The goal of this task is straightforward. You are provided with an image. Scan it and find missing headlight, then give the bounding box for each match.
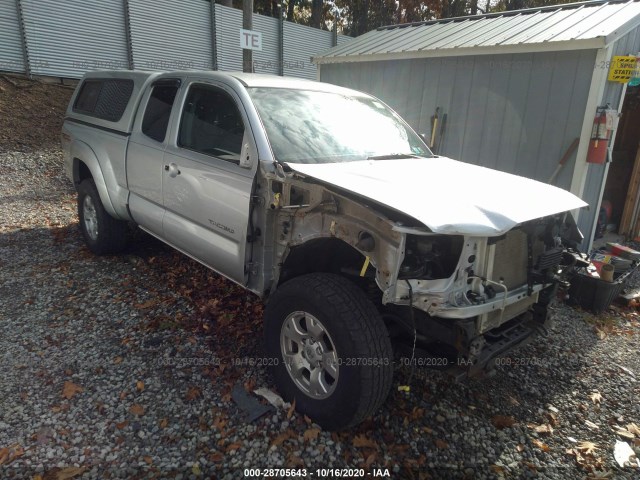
[398,235,464,280]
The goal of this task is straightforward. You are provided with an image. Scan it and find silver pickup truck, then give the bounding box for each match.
[62,70,587,429]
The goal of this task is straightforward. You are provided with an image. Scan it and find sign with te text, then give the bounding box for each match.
[240,29,262,51]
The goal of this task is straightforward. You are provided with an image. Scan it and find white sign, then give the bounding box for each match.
[240,29,262,51]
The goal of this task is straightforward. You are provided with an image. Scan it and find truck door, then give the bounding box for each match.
[127,79,181,237]
[161,80,255,285]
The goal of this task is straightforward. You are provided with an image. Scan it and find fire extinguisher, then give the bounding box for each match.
[586,107,609,164]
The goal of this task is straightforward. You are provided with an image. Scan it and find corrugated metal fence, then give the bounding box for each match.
[0,0,349,80]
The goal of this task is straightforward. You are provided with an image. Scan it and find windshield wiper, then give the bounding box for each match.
[366,153,420,160]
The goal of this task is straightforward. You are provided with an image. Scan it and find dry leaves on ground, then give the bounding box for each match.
[491,415,516,429]
[61,381,83,400]
[303,428,321,442]
[129,404,145,416]
[0,444,24,466]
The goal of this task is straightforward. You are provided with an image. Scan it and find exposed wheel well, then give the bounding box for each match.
[278,238,381,304]
[74,158,92,186]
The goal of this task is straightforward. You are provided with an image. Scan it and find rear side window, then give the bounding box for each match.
[178,84,244,163]
[73,79,134,122]
[142,81,180,142]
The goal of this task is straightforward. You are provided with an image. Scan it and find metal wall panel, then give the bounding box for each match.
[128,0,213,71]
[252,13,279,75]
[0,1,25,73]
[20,0,128,78]
[283,22,332,79]
[215,4,243,72]
[320,49,595,192]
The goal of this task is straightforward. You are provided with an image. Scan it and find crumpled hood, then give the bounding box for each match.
[286,157,587,236]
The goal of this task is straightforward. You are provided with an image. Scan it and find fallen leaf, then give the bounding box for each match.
[212,416,227,431]
[507,395,520,406]
[210,451,224,462]
[492,415,516,429]
[48,466,87,479]
[225,442,242,453]
[136,381,144,392]
[529,423,553,435]
[585,420,599,430]
[186,386,201,401]
[364,452,377,468]
[626,423,640,437]
[61,381,83,400]
[287,454,305,467]
[517,444,525,452]
[577,441,597,454]
[303,428,321,442]
[143,456,152,464]
[353,434,378,449]
[159,418,168,429]
[116,421,128,430]
[589,392,603,405]
[192,463,201,476]
[533,439,550,452]
[136,299,159,309]
[119,391,128,400]
[129,404,145,416]
[271,430,294,447]
[435,439,449,449]
[114,356,123,364]
[287,398,296,420]
[615,429,635,440]
[546,412,560,427]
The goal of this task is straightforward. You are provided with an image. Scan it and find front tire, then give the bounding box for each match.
[77,179,128,255]
[265,273,393,430]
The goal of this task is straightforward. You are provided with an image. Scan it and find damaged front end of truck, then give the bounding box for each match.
[265,156,587,379]
[383,213,583,378]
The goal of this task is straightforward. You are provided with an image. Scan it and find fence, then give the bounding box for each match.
[0,0,351,80]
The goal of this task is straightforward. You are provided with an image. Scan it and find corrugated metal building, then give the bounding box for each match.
[313,0,640,249]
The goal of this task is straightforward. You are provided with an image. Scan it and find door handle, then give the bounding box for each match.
[164,163,181,177]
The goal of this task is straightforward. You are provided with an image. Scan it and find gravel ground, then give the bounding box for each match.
[1,146,640,478]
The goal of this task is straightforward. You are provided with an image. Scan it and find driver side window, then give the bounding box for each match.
[178,84,245,163]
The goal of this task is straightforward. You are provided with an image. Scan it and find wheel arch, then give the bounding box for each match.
[277,237,379,294]
[70,140,118,218]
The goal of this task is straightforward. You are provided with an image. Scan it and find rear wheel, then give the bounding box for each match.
[265,273,393,430]
[77,179,128,255]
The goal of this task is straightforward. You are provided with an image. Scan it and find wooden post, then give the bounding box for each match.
[619,142,640,238]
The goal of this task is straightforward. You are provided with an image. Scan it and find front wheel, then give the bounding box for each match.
[77,179,129,255]
[265,273,393,430]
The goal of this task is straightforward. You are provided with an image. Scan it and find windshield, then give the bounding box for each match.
[248,87,432,164]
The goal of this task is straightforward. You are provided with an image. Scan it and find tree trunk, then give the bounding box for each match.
[287,0,295,20]
[310,0,323,28]
[470,0,478,15]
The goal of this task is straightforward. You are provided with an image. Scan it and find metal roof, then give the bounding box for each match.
[313,0,640,64]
